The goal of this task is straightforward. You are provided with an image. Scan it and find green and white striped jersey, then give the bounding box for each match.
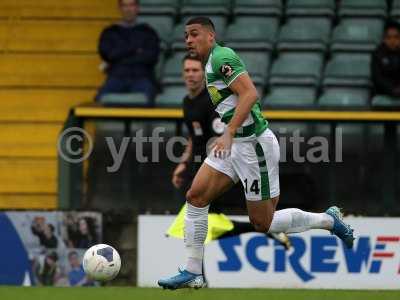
[205,43,268,139]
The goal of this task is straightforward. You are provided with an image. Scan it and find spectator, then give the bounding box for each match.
[95,0,160,105]
[371,20,400,98]
[33,252,61,286]
[67,217,98,248]
[67,251,94,286]
[31,218,58,249]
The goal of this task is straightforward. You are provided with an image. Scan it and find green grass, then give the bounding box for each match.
[0,287,399,300]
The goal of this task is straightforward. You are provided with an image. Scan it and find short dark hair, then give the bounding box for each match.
[47,251,58,261]
[186,16,215,32]
[48,223,55,233]
[384,20,400,34]
[68,251,78,259]
[182,53,202,64]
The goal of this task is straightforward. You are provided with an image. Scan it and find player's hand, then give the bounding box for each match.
[172,163,186,188]
[212,130,233,159]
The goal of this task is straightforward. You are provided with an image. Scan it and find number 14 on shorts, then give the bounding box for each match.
[244,178,260,195]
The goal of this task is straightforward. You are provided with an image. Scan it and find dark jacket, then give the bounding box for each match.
[371,43,400,97]
[98,22,160,79]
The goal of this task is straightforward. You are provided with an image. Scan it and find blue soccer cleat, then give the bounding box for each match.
[158,268,205,290]
[326,206,355,249]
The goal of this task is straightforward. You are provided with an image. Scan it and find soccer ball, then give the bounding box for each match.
[82,244,121,281]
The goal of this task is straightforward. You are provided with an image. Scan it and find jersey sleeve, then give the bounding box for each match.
[211,48,247,86]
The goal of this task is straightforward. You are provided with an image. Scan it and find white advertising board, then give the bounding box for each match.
[138,215,400,289]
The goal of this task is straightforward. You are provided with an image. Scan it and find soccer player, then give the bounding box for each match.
[168,54,291,250]
[158,17,355,290]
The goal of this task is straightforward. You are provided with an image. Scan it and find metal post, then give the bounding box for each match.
[58,110,84,210]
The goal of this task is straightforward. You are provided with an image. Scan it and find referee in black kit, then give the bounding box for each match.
[168,54,291,250]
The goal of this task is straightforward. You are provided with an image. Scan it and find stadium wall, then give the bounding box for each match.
[138,215,400,289]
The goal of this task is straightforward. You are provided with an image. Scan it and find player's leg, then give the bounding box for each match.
[236,129,354,248]
[158,158,237,289]
[247,198,334,233]
[231,129,281,233]
[184,162,234,274]
[248,199,354,249]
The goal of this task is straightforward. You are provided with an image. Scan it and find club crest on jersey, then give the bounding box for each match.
[220,64,234,78]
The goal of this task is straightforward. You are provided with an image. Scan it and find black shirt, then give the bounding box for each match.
[98,22,160,79]
[371,43,400,96]
[183,88,224,173]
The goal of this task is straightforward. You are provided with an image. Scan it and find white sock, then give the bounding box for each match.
[268,208,334,234]
[184,202,209,275]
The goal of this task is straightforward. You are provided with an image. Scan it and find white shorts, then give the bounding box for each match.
[205,128,280,201]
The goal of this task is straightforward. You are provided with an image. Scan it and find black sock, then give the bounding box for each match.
[218,221,255,239]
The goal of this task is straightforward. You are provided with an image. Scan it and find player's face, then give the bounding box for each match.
[43,224,52,238]
[183,59,204,92]
[79,219,88,234]
[69,254,80,267]
[185,24,215,59]
[46,257,56,266]
[119,0,139,23]
[384,28,400,50]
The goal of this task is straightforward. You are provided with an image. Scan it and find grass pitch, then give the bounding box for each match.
[0,287,399,300]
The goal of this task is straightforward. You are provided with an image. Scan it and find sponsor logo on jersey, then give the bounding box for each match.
[207,86,223,105]
[220,64,234,78]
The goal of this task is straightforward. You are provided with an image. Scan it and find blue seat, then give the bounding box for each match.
[99,93,148,107]
[323,53,371,88]
[269,53,324,86]
[237,51,270,86]
[277,18,331,52]
[331,18,384,53]
[224,17,278,51]
[263,86,317,108]
[391,0,400,18]
[155,85,187,108]
[371,95,400,109]
[318,87,370,109]
[161,52,186,85]
[140,0,179,16]
[181,0,231,16]
[286,0,335,18]
[233,0,282,17]
[338,0,387,19]
[137,15,174,48]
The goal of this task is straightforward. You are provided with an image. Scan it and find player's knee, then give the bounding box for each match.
[186,188,207,208]
[250,217,272,233]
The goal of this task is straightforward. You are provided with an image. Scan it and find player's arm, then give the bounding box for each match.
[211,49,258,156]
[226,73,258,136]
[172,138,193,188]
[180,137,193,164]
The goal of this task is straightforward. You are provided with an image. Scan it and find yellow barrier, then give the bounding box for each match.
[74,106,400,121]
[0,194,56,210]
[0,54,103,88]
[0,89,95,122]
[0,158,57,194]
[0,123,62,158]
[0,20,109,52]
[0,0,118,19]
